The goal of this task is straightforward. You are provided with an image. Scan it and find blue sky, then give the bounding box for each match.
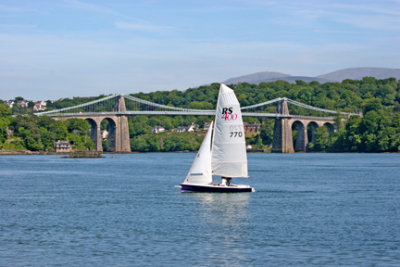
[1,0,399,100]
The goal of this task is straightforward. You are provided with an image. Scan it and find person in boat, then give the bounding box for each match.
[221,177,232,186]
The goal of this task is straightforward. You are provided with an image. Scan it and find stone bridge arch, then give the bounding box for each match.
[85,117,102,151]
[324,122,335,132]
[291,120,307,152]
[272,117,336,153]
[306,121,319,144]
[53,115,130,152]
[51,95,131,153]
[100,117,118,152]
[272,97,337,152]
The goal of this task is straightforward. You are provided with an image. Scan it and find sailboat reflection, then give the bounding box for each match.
[186,192,250,224]
[183,193,251,265]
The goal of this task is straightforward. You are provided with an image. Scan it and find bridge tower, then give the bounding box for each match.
[272,98,294,153]
[111,95,131,152]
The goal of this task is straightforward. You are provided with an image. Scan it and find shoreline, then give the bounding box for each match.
[0,150,398,155]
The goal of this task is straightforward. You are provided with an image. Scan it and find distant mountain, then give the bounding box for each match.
[317,67,400,81]
[223,71,290,84]
[222,67,400,85]
[262,76,332,83]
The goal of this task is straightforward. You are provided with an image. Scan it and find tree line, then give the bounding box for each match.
[0,105,94,152]
[1,77,399,152]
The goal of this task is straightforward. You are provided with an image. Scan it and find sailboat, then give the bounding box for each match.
[180,84,254,193]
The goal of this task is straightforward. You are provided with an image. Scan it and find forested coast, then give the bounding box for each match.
[1,77,399,153]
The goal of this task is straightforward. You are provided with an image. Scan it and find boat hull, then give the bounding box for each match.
[180,183,254,193]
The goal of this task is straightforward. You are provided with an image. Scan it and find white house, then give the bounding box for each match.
[187,123,196,132]
[152,126,165,134]
[4,100,14,108]
[175,126,187,133]
[33,101,47,111]
[54,140,72,153]
[17,100,29,108]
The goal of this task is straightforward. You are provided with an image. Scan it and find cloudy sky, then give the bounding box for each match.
[1,0,399,100]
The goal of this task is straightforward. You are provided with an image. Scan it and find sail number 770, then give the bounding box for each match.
[230,131,243,138]
[229,125,243,138]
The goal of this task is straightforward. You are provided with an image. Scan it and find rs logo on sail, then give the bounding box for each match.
[221,107,237,121]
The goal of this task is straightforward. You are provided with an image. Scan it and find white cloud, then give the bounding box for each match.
[1,0,399,100]
[272,0,400,31]
[3,31,398,99]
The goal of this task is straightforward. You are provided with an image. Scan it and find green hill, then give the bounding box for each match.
[1,77,399,153]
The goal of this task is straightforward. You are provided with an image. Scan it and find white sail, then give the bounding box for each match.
[182,121,214,185]
[211,84,248,178]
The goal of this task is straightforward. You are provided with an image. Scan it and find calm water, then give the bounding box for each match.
[0,153,399,266]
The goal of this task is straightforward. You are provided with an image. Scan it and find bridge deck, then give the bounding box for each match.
[45,111,335,120]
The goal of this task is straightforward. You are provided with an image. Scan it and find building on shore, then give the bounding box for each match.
[152,126,165,134]
[33,101,47,111]
[54,140,72,153]
[244,122,261,133]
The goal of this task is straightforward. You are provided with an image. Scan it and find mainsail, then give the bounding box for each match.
[183,121,214,185]
[211,84,248,178]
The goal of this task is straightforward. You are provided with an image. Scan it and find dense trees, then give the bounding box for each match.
[0,106,94,151]
[310,112,400,152]
[1,77,399,153]
[128,77,399,153]
[131,132,202,152]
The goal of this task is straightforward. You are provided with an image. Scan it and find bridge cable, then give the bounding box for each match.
[241,98,283,110]
[286,99,359,116]
[34,94,117,116]
[124,94,213,113]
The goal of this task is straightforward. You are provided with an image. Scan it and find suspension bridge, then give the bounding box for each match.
[35,94,360,153]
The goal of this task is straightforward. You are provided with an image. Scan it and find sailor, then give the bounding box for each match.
[221,177,232,186]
